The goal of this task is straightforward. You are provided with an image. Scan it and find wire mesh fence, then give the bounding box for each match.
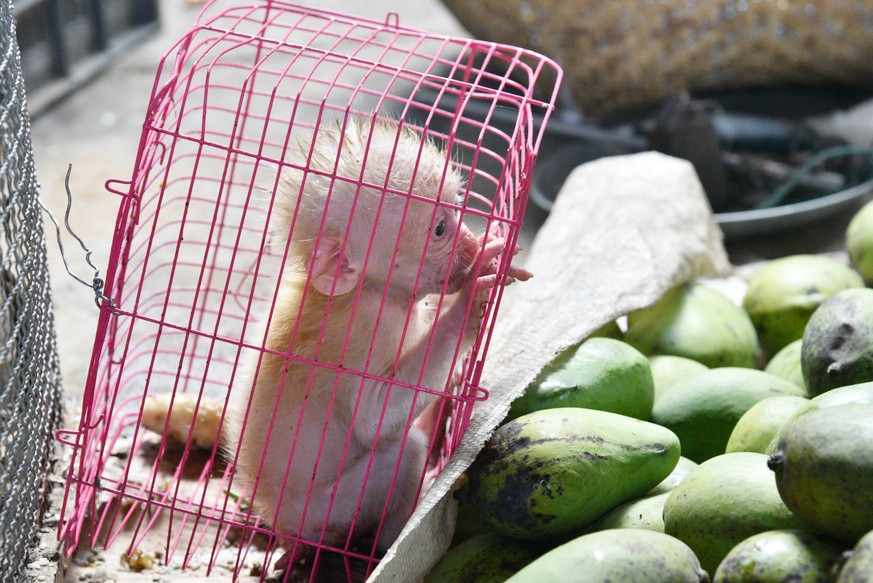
[0,0,64,578]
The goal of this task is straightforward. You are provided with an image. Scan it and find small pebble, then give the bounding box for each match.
[26,557,49,569]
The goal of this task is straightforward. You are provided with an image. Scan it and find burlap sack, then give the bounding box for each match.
[442,0,873,117]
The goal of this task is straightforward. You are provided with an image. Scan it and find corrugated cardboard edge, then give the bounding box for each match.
[370,151,732,581]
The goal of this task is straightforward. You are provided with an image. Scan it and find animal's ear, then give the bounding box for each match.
[309,238,359,296]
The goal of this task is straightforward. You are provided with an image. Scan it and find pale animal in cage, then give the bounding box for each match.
[223,116,532,567]
[56,2,561,580]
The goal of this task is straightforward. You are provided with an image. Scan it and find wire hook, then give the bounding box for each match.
[39,164,115,309]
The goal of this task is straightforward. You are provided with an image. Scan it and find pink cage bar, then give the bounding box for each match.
[56,1,561,580]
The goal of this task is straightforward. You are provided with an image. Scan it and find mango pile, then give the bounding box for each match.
[426,199,873,582]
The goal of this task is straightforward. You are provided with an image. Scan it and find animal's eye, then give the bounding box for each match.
[434,219,447,238]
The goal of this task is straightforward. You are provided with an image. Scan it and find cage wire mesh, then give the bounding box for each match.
[0,0,64,579]
[57,1,560,580]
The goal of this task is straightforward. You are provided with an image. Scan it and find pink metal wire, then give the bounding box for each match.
[57,1,561,580]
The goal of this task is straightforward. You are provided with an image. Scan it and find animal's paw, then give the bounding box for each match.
[474,225,532,296]
[467,226,532,324]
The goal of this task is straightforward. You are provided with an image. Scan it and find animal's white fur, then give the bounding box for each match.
[223,117,490,564]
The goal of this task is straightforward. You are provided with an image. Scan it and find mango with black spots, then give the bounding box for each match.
[459,408,681,540]
[801,288,873,396]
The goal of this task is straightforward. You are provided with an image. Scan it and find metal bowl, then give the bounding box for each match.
[530,141,873,241]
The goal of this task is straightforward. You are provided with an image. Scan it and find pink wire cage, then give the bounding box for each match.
[56,1,561,580]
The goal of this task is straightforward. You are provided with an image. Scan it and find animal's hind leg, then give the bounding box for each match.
[366,426,429,553]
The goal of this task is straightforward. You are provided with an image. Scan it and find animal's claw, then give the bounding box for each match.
[508,265,533,282]
[469,226,533,305]
[480,237,505,271]
[474,273,500,295]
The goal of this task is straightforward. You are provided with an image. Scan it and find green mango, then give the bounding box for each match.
[504,529,708,583]
[742,254,863,359]
[590,492,670,533]
[799,381,873,409]
[651,367,805,463]
[846,198,873,285]
[649,355,709,404]
[588,319,624,340]
[626,282,760,369]
[647,456,699,496]
[837,529,873,582]
[664,452,806,574]
[450,501,493,546]
[424,533,544,583]
[726,395,810,454]
[714,529,845,582]
[802,288,873,396]
[764,381,873,454]
[769,404,873,544]
[508,337,654,421]
[461,408,680,540]
[592,456,699,533]
[764,338,807,393]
